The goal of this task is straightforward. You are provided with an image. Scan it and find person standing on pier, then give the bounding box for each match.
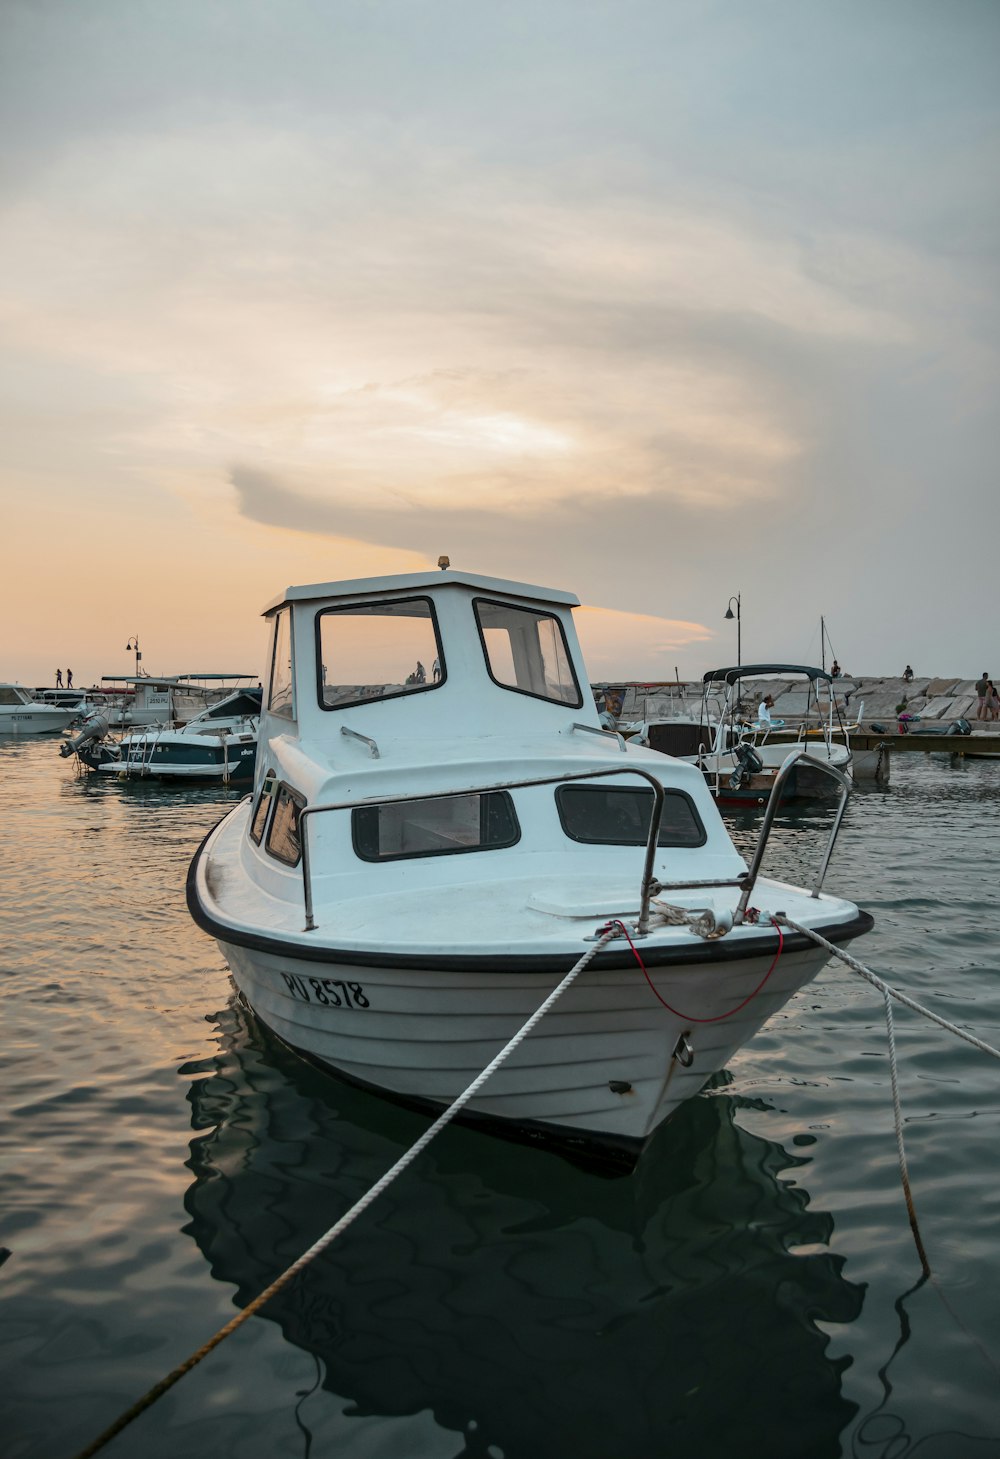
[55,669,62,687]
[976,671,990,720]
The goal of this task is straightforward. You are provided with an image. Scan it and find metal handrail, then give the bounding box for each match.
[571,721,627,752]
[297,764,669,935]
[292,751,851,938]
[734,749,852,922]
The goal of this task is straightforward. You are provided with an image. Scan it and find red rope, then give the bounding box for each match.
[609,918,785,1024]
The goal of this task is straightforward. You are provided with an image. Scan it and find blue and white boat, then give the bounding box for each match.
[186,568,872,1169]
[62,688,261,782]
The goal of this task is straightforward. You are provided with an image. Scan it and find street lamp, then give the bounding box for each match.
[724,595,741,666]
[125,635,142,676]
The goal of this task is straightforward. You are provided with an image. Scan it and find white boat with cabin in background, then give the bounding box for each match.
[187,568,872,1169]
[0,684,80,736]
[630,664,853,805]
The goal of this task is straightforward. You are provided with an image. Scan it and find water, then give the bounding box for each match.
[2,739,1000,1459]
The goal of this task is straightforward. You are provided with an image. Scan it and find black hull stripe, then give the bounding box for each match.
[187,820,874,973]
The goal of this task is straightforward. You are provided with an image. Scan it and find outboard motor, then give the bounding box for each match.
[59,712,111,758]
[729,742,763,791]
[948,718,972,736]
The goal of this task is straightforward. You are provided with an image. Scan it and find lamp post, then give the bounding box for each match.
[125,635,142,676]
[724,595,741,666]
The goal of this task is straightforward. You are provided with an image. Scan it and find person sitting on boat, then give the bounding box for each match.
[756,694,784,729]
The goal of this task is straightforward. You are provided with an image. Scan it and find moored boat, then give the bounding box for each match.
[635,664,853,805]
[62,688,261,781]
[187,570,872,1169]
[0,683,79,736]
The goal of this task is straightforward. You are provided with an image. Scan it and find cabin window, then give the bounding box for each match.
[250,772,276,845]
[266,784,305,866]
[474,599,582,707]
[316,597,443,710]
[352,791,519,862]
[268,610,295,720]
[0,686,25,705]
[556,785,706,848]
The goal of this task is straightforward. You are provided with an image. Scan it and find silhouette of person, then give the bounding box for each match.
[66,669,73,689]
[55,669,63,687]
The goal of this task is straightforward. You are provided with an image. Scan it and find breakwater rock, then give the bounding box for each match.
[596,676,994,731]
[826,676,988,728]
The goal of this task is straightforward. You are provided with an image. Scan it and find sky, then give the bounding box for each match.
[2,0,998,689]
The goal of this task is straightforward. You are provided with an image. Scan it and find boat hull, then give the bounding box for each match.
[0,708,76,736]
[78,740,257,781]
[190,863,870,1168]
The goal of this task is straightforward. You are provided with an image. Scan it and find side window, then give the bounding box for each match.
[249,771,276,845]
[474,599,582,707]
[268,609,294,720]
[266,785,305,866]
[556,785,706,848]
[352,791,519,862]
[316,597,443,710]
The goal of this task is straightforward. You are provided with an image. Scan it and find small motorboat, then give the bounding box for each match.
[187,569,872,1169]
[635,665,853,805]
[0,683,80,736]
[62,688,261,782]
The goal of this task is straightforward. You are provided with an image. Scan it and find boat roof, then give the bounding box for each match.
[702,663,833,685]
[100,673,256,685]
[262,569,580,614]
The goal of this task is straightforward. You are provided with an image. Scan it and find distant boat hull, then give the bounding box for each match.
[78,737,257,781]
[0,707,77,736]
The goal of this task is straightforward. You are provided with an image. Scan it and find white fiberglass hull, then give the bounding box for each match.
[189,809,871,1168]
[0,706,76,735]
[216,935,835,1163]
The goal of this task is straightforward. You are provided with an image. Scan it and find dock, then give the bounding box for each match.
[766,729,1000,781]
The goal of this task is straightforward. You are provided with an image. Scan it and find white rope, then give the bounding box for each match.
[776,916,1000,1061]
[71,928,616,1459]
[649,899,733,940]
[776,912,1000,1278]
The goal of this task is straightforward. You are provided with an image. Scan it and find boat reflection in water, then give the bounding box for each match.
[181,997,865,1459]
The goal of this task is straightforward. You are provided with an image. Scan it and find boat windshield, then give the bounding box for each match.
[316,598,443,710]
[474,599,582,707]
[0,687,29,705]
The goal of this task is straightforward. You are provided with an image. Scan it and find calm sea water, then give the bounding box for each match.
[2,738,999,1459]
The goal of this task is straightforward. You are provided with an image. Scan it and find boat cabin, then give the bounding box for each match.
[258,569,596,750]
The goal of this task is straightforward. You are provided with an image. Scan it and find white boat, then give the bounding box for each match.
[635,664,853,805]
[61,688,261,781]
[0,683,79,736]
[187,570,872,1169]
[94,673,259,728]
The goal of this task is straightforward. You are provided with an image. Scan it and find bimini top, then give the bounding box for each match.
[703,664,834,686]
[262,569,580,615]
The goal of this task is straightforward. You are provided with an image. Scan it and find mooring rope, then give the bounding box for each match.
[776,914,1000,1279]
[775,917,1000,1063]
[70,928,616,1459]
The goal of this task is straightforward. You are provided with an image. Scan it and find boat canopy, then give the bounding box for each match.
[702,664,834,686]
